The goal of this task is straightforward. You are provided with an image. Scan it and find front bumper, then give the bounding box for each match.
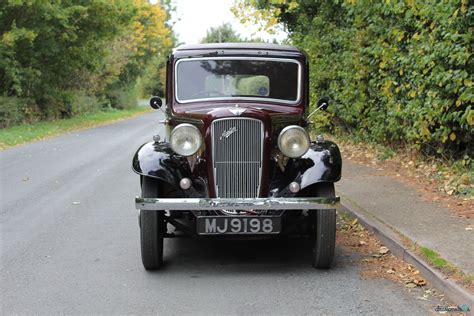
[135,197,340,211]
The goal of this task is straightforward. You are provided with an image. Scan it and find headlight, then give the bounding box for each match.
[278,126,310,158]
[170,123,202,156]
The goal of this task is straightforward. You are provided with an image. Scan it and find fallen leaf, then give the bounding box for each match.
[359,240,367,246]
[386,269,395,274]
[351,218,358,226]
[414,278,427,286]
[405,282,417,288]
[460,174,470,185]
[379,246,390,254]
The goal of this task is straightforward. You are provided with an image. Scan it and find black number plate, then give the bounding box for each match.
[197,216,281,235]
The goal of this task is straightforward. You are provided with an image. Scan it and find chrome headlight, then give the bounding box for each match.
[170,123,202,156]
[278,125,310,158]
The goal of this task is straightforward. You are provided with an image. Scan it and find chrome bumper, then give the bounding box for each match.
[135,197,340,211]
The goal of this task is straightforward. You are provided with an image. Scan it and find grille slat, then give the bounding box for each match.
[212,118,263,198]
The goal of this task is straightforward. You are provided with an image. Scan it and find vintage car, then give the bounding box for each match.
[133,43,342,270]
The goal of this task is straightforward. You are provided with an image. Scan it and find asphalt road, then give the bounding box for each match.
[1,112,439,314]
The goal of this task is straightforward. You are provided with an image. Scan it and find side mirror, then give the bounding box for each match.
[150,96,162,109]
[317,96,330,111]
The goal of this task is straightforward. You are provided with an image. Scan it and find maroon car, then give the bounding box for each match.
[133,43,342,270]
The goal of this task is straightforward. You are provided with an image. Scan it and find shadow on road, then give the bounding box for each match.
[151,238,354,274]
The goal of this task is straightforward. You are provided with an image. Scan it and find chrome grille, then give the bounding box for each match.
[211,118,263,198]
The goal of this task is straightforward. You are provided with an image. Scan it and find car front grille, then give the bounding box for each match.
[211,118,263,198]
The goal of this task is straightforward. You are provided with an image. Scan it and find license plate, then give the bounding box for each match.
[197,216,281,235]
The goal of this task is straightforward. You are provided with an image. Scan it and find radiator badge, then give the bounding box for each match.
[220,127,238,140]
[229,104,246,116]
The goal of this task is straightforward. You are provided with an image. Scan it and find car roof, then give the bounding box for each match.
[172,43,305,60]
[174,43,301,53]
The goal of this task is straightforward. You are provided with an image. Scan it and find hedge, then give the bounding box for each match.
[243,0,473,158]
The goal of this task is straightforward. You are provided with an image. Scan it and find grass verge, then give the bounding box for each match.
[420,246,450,270]
[418,246,473,289]
[0,107,151,149]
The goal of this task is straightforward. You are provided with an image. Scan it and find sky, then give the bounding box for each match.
[169,0,288,45]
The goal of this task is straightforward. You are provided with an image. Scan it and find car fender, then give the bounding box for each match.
[132,141,191,188]
[298,141,342,189]
[269,140,342,196]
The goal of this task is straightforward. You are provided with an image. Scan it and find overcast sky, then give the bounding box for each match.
[169,0,287,45]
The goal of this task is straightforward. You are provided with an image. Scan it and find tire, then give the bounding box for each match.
[310,183,337,269]
[140,177,164,270]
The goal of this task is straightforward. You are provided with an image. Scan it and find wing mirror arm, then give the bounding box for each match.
[307,97,330,121]
[307,102,327,120]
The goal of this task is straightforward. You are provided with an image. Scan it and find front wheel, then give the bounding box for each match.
[140,177,164,270]
[310,183,337,269]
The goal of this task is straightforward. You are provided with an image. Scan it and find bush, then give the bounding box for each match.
[67,91,105,116]
[307,1,473,159]
[0,97,40,128]
[35,90,105,120]
[106,85,139,110]
[242,0,473,159]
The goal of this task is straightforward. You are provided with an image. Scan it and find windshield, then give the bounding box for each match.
[175,58,300,104]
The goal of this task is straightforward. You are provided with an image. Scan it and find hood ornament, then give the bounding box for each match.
[229,104,246,116]
[220,127,237,140]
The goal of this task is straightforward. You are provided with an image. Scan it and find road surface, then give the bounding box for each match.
[1,112,438,314]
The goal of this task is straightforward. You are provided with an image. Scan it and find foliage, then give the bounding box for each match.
[235,0,474,159]
[231,0,298,34]
[201,23,243,43]
[116,0,173,92]
[200,22,273,44]
[137,60,166,97]
[106,85,140,110]
[0,96,39,128]
[0,0,174,124]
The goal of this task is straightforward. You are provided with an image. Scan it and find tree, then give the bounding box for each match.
[107,0,175,106]
[0,0,174,121]
[201,23,242,43]
[0,1,135,98]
